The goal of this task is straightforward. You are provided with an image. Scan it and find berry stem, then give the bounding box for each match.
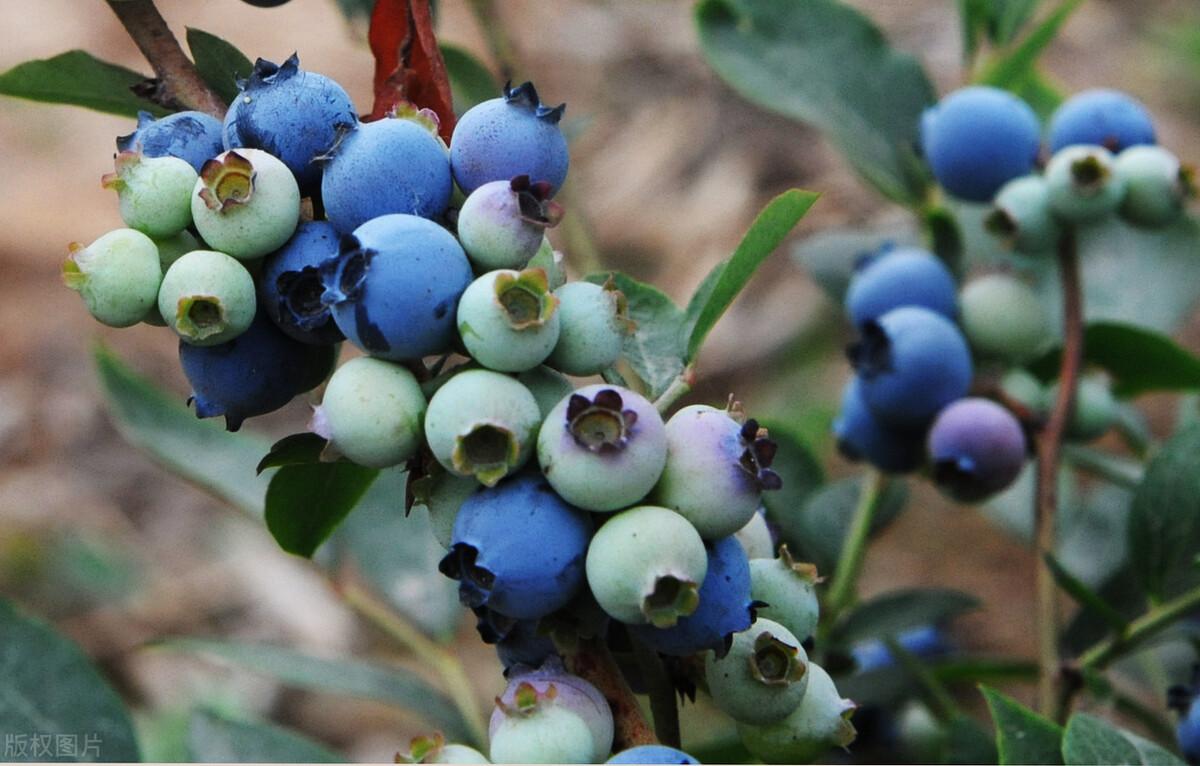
[565,637,658,749]
[823,468,887,626]
[628,628,682,748]
[653,365,697,415]
[1076,583,1200,676]
[104,0,227,118]
[1035,226,1082,718]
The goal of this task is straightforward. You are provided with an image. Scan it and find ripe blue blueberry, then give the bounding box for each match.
[472,610,558,670]
[920,86,1040,202]
[158,249,257,346]
[321,112,452,233]
[749,545,820,644]
[1168,667,1200,765]
[844,246,957,327]
[629,535,754,657]
[192,149,301,260]
[928,397,1026,503]
[833,377,927,473]
[180,311,335,431]
[546,280,630,376]
[320,214,472,361]
[117,110,224,173]
[585,505,708,627]
[102,150,197,239]
[737,662,857,763]
[312,357,426,469]
[425,370,542,485]
[959,274,1049,363]
[706,618,810,725]
[489,658,614,763]
[849,306,973,428]
[652,405,781,539]
[259,221,344,345]
[1048,89,1156,153]
[986,175,1062,254]
[63,229,162,328]
[451,82,569,196]
[396,733,489,764]
[458,176,563,271]
[439,472,591,620]
[223,54,357,195]
[1045,145,1126,223]
[537,385,668,512]
[1114,145,1195,228]
[457,268,561,372]
[851,624,952,673]
[608,746,700,764]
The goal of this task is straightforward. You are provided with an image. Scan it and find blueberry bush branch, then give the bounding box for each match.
[823,468,888,626]
[564,638,658,749]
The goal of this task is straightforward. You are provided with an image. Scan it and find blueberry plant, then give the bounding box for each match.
[3,0,1200,763]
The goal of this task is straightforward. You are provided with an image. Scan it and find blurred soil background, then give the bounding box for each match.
[2,0,1200,759]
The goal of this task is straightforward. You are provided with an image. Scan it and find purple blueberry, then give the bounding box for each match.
[117,110,224,173]
[928,397,1026,503]
[608,746,700,764]
[458,176,562,271]
[450,82,569,196]
[259,221,343,345]
[844,246,958,327]
[320,214,472,361]
[833,377,927,474]
[1048,89,1156,153]
[439,472,592,620]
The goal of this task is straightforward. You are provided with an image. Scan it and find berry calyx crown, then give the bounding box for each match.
[503,81,566,124]
[736,417,782,491]
[493,268,559,330]
[511,175,564,228]
[565,389,638,453]
[641,573,701,629]
[749,631,807,687]
[198,151,256,213]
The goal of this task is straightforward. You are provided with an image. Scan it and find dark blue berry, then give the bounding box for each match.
[117,110,224,173]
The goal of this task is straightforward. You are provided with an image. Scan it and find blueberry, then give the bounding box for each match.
[849,306,973,428]
[485,614,558,670]
[153,229,201,272]
[959,274,1049,363]
[320,214,472,361]
[706,618,810,725]
[537,385,668,512]
[851,624,952,673]
[844,246,958,327]
[928,398,1026,503]
[451,82,569,196]
[1001,369,1049,420]
[607,746,700,764]
[1169,668,1200,764]
[516,366,575,419]
[259,221,344,345]
[457,268,561,372]
[585,505,708,627]
[1048,89,1156,153]
[224,54,357,195]
[321,114,452,233]
[1114,145,1194,229]
[180,311,335,431]
[396,733,489,764]
[313,357,426,469]
[458,176,563,271]
[488,658,613,763]
[920,86,1040,202]
[985,175,1062,254]
[833,377,928,473]
[1045,144,1126,223]
[102,150,197,239]
[652,405,781,539]
[749,545,820,644]
[547,280,630,376]
[117,110,224,173]
[425,370,542,485]
[733,509,775,560]
[629,535,754,657]
[440,472,590,619]
[737,663,857,763]
[192,149,301,260]
[158,249,257,346]
[62,229,162,328]
[1049,376,1117,443]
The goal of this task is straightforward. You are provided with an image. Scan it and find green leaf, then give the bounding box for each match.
[95,345,271,517]
[696,0,935,205]
[773,476,908,574]
[1128,423,1200,599]
[832,588,980,646]
[256,433,330,474]
[1043,553,1129,631]
[1061,712,1182,766]
[186,28,253,106]
[187,709,341,763]
[161,638,471,740]
[264,463,379,558]
[0,598,140,761]
[683,189,819,360]
[0,50,164,117]
[981,685,1064,765]
[992,0,1042,45]
[978,0,1084,89]
[584,272,685,399]
[958,0,990,62]
[758,420,825,542]
[440,44,497,115]
[1029,322,1200,397]
[528,236,566,290]
[923,205,965,276]
[1009,66,1065,121]
[946,714,1001,765]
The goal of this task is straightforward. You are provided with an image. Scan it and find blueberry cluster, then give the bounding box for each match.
[65,55,858,763]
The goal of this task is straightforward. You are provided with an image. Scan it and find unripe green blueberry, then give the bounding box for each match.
[734,510,775,560]
[158,250,257,346]
[457,176,562,271]
[547,280,630,376]
[398,733,490,764]
[896,702,947,764]
[458,268,561,372]
[1046,145,1126,223]
[1114,145,1194,228]
[1050,376,1117,442]
[985,175,1061,254]
[585,505,708,627]
[489,682,596,764]
[191,149,300,260]
[1001,369,1048,419]
[749,545,820,643]
[421,472,480,549]
[516,365,574,419]
[313,357,426,468]
[959,274,1049,363]
[62,228,162,328]
[102,150,198,239]
[425,370,542,486]
[706,618,810,725]
[737,662,857,763]
[154,229,202,271]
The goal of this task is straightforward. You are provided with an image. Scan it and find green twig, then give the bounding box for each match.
[653,366,696,415]
[825,469,888,624]
[1061,445,1144,490]
[628,629,681,748]
[1077,584,1200,672]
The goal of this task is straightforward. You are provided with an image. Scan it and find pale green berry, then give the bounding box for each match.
[985,175,1061,254]
[157,249,256,346]
[1114,145,1194,228]
[191,148,300,261]
[959,274,1049,363]
[103,150,197,239]
[1050,376,1117,442]
[547,280,630,376]
[734,510,775,559]
[706,618,810,725]
[749,545,820,643]
[457,177,561,271]
[516,366,574,419]
[737,662,857,763]
[1046,145,1126,223]
[62,228,162,328]
[314,357,427,468]
[414,469,479,549]
[1001,369,1048,419]
[154,229,202,271]
[489,683,596,764]
[457,268,561,372]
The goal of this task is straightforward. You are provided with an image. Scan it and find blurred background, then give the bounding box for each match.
[2,0,1200,760]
